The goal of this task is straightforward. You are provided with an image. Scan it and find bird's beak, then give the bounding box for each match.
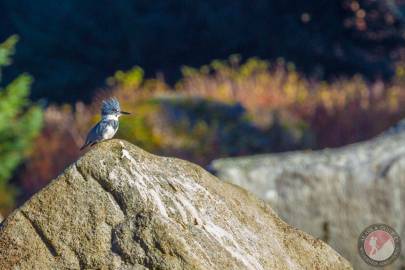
[120,111,131,115]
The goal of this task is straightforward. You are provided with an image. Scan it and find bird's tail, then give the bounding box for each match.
[80,140,99,150]
[80,143,89,151]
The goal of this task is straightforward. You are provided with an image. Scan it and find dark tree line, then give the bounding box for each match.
[1,0,404,103]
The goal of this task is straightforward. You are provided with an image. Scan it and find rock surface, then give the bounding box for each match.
[0,140,351,270]
[212,132,405,270]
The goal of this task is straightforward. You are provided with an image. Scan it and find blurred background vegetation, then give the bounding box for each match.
[1,0,405,216]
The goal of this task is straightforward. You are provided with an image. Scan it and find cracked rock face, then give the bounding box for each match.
[0,140,351,269]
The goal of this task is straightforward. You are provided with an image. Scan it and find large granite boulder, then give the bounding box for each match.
[0,140,351,270]
[212,132,405,269]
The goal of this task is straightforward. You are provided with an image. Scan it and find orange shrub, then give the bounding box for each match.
[177,57,405,146]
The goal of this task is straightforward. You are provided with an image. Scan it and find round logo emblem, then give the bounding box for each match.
[358,224,401,266]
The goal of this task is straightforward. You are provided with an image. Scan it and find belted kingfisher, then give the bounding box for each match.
[80,97,130,150]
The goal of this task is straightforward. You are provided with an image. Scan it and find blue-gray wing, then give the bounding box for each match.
[81,121,108,149]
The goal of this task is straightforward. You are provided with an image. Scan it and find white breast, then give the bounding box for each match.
[103,125,117,140]
[105,114,119,121]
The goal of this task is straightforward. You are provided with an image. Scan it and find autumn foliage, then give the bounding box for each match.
[15,57,405,202]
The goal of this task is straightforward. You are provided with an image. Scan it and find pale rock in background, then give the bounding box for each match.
[213,132,405,269]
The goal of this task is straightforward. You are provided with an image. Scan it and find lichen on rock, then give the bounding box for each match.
[0,139,352,269]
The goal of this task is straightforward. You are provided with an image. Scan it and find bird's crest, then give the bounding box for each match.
[101,97,120,115]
